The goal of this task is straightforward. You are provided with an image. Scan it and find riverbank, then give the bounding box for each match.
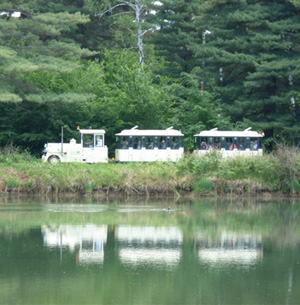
[0,147,299,196]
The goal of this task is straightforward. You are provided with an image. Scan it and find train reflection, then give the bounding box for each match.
[197,231,263,266]
[42,226,263,267]
[42,225,107,264]
[116,226,183,266]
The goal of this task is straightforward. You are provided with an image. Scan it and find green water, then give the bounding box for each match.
[0,198,299,305]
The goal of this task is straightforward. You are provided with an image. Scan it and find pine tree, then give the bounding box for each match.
[149,0,201,77]
[0,0,93,104]
[192,0,300,144]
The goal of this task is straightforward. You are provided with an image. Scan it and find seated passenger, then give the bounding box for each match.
[230,143,237,150]
[252,140,258,150]
[160,139,166,149]
[148,141,154,149]
[201,141,207,150]
[213,143,220,149]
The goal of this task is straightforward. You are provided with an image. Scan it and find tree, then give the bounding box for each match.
[89,0,155,66]
[192,0,300,145]
[0,0,93,104]
[149,0,201,78]
[1,50,174,154]
[169,72,231,149]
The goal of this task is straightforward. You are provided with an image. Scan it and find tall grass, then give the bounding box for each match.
[1,145,300,195]
[270,144,300,193]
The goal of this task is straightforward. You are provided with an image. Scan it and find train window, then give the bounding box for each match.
[171,137,178,149]
[128,136,134,148]
[232,137,238,150]
[83,134,94,148]
[213,137,220,149]
[251,138,259,150]
[122,137,129,149]
[221,137,226,149]
[133,137,142,149]
[200,137,207,150]
[245,137,250,149]
[95,135,103,147]
[166,136,171,148]
[160,137,167,149]
[227,137,237,150]
[178,137,183,148]
[146,137,154,149]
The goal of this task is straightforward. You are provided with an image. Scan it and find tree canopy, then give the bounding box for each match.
[1,0,300,153]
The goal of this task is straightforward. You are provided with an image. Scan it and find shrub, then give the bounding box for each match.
[217,156,278,185]
[4,177,20,189]
[0,146,37,164]
[271,145,300,193]
[176,151,221,177]
[193,178,214,193]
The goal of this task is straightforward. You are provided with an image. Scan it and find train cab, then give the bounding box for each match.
[115,126,184,162]
[42,128,108,163]
[194,127,263,158]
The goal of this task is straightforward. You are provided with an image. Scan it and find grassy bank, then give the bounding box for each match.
[1,146,300,196]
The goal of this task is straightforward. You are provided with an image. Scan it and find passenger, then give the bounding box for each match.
[213,143,220,149]
[201,141,207,150]
[122,141,128,149]
[253,140,258,150]
[160,139,166,149]
[239,144,244,150]
[148,141,154,149]
[230,143,237,150]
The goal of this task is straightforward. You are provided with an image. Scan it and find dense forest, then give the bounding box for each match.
[1,0,300,155]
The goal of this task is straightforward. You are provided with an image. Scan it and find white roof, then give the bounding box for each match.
[116,126,183,137]
[80,129,105,135]
[194,128,263,138]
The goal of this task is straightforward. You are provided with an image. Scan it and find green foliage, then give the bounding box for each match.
[193,178,214,193]
[217,156,278,185]
[271,144,300,193]
[176,151,222,178]
[0,2,92,103]
[4,177,20,189]
[170,73,231,150]
[1,147,300,195]
[0,146,37,164]
[193,0,300,145]
[1,0,300,155]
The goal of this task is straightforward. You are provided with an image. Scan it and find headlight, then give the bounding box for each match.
[43,143,48,153]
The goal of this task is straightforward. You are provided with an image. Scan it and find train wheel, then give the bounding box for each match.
[48,156,60,164]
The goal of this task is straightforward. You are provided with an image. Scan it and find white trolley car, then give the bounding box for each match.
[42,126,264,163]
[194,127,263,158]
[115,126,184,162]
[42,128,108,163]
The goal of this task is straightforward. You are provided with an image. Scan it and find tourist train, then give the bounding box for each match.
[42,126,264,163]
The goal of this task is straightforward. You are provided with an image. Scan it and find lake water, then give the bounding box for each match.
[0,197,299,305]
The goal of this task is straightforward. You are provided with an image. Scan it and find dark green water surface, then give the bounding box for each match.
[0,197,299,305]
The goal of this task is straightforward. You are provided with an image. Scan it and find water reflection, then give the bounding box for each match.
[197,232,263,266]
[116,226,182,266]
[42,225,107,264]
[1,199,300,305]
[41,224,264,268]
